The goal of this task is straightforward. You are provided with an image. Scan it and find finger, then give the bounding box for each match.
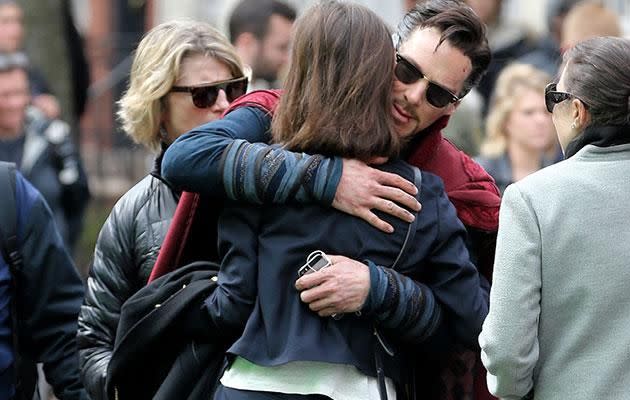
[327,255,349,265]
[300,285,328,304]
[356,209,394,233]
[376,185,421,212]
[317,307,339,317]
[375,170,418,196]
[307,297,336,313]
[373,197,416,223]
[295,270,327,291]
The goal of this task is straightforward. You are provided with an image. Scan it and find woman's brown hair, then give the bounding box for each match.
[271,1,399,161]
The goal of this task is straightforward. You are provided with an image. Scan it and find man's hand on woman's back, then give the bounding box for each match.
[334,159,421,233]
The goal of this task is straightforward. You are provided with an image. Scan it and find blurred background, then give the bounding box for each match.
[15,0,630,272]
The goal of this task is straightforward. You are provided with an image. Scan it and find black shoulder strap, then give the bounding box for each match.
[390,166,422,270]
[0,162,35,400]
[376,166,423,400]
[0,161,20,270]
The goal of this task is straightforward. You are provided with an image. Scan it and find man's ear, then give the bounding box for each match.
[445,100,461,116]
[233,32,260,64]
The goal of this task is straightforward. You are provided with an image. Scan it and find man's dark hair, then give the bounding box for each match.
[397,0,491,97]
[228,0,297,43]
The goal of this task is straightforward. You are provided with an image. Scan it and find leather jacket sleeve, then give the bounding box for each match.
[77,192,140,400]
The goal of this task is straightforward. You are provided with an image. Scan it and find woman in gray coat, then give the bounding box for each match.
[479,36,630,399]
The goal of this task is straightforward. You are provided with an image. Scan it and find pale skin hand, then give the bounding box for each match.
[32,94,61,119]
[295,255,370,317]
[333,159,421,233]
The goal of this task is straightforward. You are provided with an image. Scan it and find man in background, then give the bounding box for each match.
[0,0,61,118]
[228,0,296,90]
[0,52,89,253]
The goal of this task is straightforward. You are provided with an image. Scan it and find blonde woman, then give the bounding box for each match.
[76,20,247,400]
[475,63,558,193]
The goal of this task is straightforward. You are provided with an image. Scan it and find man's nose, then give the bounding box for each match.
[404,79,428,106]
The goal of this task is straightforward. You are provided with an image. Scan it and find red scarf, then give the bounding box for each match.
[223,89,282,117]
[406,116,500,233]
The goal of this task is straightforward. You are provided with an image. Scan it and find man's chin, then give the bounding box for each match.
[394,122,417,139]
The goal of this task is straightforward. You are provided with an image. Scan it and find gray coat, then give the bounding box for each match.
[479,143,630,399]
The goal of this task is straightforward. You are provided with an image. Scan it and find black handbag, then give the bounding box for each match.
[106,261,226,400]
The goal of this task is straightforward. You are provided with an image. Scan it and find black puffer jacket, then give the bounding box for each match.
[77,157,178,400]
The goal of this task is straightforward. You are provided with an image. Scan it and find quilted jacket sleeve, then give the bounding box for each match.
[77,190,143,400]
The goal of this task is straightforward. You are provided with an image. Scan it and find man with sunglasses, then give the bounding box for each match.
[163,1,499,398]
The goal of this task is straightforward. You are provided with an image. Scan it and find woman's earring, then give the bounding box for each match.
[571,122,577,130]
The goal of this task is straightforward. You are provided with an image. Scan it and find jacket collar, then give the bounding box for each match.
[565,124,630,159]
[403,115,450,166]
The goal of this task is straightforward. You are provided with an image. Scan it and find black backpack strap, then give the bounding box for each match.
[390,166,422,270]
[0,161,20,268]
[0,162,35,400]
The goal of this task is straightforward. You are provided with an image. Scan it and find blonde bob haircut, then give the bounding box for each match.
[480,63,551,158]
[117,19,245,152]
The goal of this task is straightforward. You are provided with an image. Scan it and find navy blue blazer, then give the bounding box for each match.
[203,159,488,383]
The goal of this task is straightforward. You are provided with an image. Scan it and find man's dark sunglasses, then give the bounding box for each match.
[394,52,460,108]
[544,83,576,113]
[171,76,248,108]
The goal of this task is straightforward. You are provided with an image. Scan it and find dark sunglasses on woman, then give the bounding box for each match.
[394,52,460,108]
[170,76,249,108]
[544,83,585,113]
